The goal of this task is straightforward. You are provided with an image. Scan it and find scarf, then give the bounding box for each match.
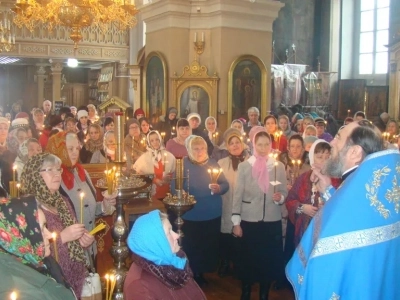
[20,153,86,263]
[131,251,192,289]
[309,139,329,165]
[46,131,86,190]
[229,151,247,171]
[127,210,187,270]
[185,135,209,165]
[85,137,103,153]
[146,130,165,169]
[249,127,272,193]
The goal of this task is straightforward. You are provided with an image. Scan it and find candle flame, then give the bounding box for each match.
[12,165,17,171]
[297,159,301,165]
[10,291,17,300]
[274,162,278,166]
[110,274,115,281]
[16,183,20,188]
[80,192,84,198]
[105,273,109,280]
[52,232,57,239]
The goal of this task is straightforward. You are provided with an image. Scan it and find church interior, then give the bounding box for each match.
[0,0,399,299]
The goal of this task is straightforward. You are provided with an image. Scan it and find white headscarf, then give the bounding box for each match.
[146,130,165,168]
[309,139,329,165]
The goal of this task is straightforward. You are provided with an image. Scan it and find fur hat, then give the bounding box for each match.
[77,110,88,120]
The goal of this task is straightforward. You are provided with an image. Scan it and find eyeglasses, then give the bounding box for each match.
[40,168,63,174]
[129,126,139,130]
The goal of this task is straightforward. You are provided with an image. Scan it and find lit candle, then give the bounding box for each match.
[109,274,116,300]
[16,183,20,198]
[12,164,16,183]
[10,291,17,300]
[274,161,278,193]
[105,274,109,300]
[52,232,59,262]
[161,132,166,140]
[80,192,84,224]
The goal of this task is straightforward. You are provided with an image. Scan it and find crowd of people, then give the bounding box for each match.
[0,99,399,300]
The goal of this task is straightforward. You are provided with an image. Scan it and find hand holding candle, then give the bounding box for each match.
[208,168,223,195]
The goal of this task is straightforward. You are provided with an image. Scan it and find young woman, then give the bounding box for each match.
[76,110,91,143]
[204,116,223,146]
[139,117,152,136]
[80,123,103,163]
[278,115,295,139]
[133,130,176,200]
[103,117,114,132]
[232,126,287,300]
[263,115,287,153]
[165,118,191,158]
[90,130,116,163]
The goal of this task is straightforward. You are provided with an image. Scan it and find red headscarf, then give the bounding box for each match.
[46,131,86,190]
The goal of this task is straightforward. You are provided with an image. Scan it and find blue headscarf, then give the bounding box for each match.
[127,210,187,270]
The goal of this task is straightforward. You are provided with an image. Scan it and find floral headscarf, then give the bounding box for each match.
[46,131,86,190]
[146,130,165,169]
[20,152,85,262]
[0,195,45,267]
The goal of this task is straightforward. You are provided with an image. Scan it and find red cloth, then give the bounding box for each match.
[153,160,169,199]
[124,261,206,300]
[61,164,86,190]
[272,134,288,153]
[286,170,341,246]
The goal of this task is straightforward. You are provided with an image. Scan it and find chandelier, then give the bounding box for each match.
[12,0,139,49]
[0,10,16,53]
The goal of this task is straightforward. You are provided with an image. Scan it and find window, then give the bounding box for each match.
[358,0,390,75]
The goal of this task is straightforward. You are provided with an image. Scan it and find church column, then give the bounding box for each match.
[36,65,46,107]
[51,60,63,104]
[128,65,141,108]
[117,62,129,101]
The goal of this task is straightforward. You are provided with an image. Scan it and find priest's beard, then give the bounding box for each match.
[324,145,348,178]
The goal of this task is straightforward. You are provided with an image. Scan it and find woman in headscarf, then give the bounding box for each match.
[20,152,90,296]
[14,138,42,180]
[80,123,103,163]
[90,130,116,163]
[278,114,295,139]
[124,210,206,300]
[231,126,288,300]
[156,107,178,143]
[170,135,229,286]
[76,110,91,143]
[46,132,116,255]
[87,104,98,124]
[217,128,249,277]
[165,118,191,158]
[124,118,147,169]
[204,116,223,146]
[286,139,340,247]
[133,130,176,200]
[0,196,76,299]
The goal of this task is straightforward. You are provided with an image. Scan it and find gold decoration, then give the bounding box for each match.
[0,10,16,53]
[12,0,139,49]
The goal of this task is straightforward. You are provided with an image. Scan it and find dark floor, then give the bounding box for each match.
[201,272,295,300]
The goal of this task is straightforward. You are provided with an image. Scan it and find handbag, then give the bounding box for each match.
[81,251,102,300]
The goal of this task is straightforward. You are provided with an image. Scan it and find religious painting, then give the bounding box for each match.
[172,60,219,126]
[338,79,366,121]
[143,52,168,123]
[228,55,267,122]
[179,85,210,122]
[366,86,388,121]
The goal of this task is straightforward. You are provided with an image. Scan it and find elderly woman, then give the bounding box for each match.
[285,140,339,246]
[125,118,147,169]
[124,210,206,299]
[80,123,103,163]
[20,152,90,296]
[386,119,399,144]
[217,128,249,277]
[171,135,229,285]
[46,132,116,251]
[0,196,76,299]
[166,118,191,158]
[133,130,176,200]
[90,130,116,163]
[232,126,288,300]
[263,115,288,153]
[14,138,42,180]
